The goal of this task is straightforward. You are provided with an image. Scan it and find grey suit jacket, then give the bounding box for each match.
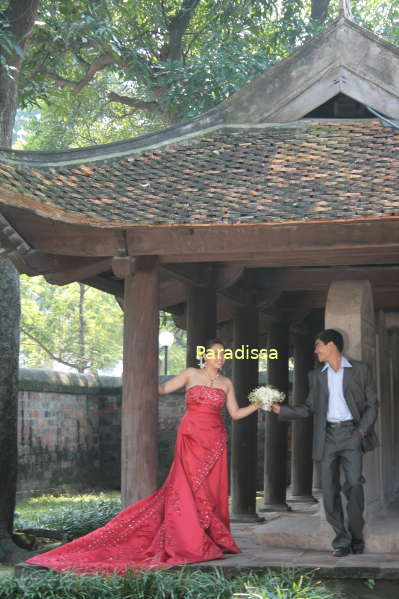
[279,358,379,461]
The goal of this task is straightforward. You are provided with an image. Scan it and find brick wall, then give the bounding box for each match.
[17,369,121,497]
[17,370,192,497]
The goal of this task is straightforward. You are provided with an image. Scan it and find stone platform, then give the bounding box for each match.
[200,503,399,579]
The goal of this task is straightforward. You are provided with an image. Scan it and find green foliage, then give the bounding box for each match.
[11,0,399,151]
[350,0,399,42]
[20,276,123,373]
[233,568,337,598]
[15,493,122,540]
[0,566,337,599]
[17,0,317,150]
[366,577,376,590]
[159,312,187,375]
[14,77,165,150]
[20,277,186,376]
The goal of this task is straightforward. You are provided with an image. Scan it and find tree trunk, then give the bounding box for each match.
[0,0,39,563]
[311,0,332,25]
[0,262,21,562]
[78,283,86,373]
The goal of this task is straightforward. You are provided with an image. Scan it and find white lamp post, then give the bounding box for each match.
[159,330,175,375]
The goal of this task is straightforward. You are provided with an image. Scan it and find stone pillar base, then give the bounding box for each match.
[287,495,318,503]
[259,503,291,512]
[230,513,265,523]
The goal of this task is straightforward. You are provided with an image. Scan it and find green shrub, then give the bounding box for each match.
[0,567,338,599]
[232,568,337,598]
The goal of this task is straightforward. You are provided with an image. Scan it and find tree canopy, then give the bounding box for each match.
[9,0,397,150]
[20,276,187,375]
[20,276,123,373]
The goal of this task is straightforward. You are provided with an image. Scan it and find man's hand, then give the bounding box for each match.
[271,403,281,415]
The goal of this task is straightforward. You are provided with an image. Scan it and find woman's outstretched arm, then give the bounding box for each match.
[158,368,193,395]
[225,379,260,420]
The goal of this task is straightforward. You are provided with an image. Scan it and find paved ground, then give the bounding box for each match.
[199,520,399,579]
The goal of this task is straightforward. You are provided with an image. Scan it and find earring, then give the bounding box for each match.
[198,356,205,368]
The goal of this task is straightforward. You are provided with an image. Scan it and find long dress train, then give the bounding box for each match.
[25,385,240,574]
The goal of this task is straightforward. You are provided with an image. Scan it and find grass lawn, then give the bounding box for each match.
[16,491,121,518]
[14,491,121,544]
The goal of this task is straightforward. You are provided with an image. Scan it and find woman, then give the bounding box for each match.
[26,339,260,574]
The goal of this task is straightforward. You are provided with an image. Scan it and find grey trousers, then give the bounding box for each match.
[321,424,365,549]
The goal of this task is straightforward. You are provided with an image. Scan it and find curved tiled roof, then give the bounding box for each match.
[0,120,397,226]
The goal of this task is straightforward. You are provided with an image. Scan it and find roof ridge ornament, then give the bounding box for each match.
[339,0,354,20]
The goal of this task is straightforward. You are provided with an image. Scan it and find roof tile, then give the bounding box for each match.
[0,121,398,226]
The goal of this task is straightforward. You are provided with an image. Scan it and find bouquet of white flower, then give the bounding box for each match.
[248,385,285,412]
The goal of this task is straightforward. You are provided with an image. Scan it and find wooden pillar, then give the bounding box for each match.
[186,284,216,367]
[260,322,290,512]
[288,330,317,502]
[231,307,260,521]
[121,256,159,508]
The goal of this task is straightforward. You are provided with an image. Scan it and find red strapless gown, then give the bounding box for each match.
[26,385,240,574]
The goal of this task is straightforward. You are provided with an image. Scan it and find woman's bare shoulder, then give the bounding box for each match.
[185,366,202,381]
[219,374,233,389]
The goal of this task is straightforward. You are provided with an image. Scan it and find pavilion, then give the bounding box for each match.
[1,8,399,551]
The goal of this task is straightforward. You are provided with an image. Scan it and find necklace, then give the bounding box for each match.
[204,367,219,387]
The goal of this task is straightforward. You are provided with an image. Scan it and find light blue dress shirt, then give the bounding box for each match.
[322,356,353,423]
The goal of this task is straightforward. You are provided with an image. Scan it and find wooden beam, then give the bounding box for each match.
[4,201,399,267]
[45,258,113,285]
[126,219,399,263]
[0,205,126,257]
[0,213,30,256]
[162,247,399,266]
[215,263,245,289]
[23,250,104,275]
[256,288,283,309]
[374,290,399,310]
[112,256,135,278]
[160,280,186,308]
[160,263,211,287]
[219,286,257,307]
[255,266,399,291]
[80,275,124,297]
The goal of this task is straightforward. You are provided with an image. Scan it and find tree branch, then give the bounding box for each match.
[21,327,82,370]
[160,0,202,62]
[46,53,127,93]
[108,91,163,114]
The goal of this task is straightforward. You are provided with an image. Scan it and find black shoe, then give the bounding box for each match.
[332,546,350,557]
[351,541,365,554]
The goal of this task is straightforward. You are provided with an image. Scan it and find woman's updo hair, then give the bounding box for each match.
[204,338,224,351]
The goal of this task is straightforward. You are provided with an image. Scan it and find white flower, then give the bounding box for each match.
[248,385,285,411]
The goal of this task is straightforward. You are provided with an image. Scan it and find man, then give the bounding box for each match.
[271,329,379,557]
